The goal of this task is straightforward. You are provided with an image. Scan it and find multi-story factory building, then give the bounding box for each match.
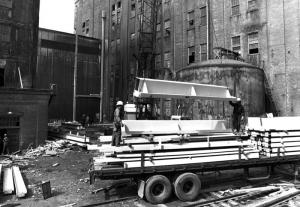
[75,0,300,118]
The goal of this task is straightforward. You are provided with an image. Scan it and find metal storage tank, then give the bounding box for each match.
[176,59,265,121]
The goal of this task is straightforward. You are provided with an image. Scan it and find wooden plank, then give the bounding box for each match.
[3,167,14,194]
[94,149,259,165]
[262,137,300,143]
[113,147,250,158]
[97,140,252,153]
[264,146,300,153]
[94,149,243,164]
[266,151,300,157]
[124,152,259,168]
[122,120,229,135]
[12,166,27,198]
[65,134,90,143]
[262,141,300,148]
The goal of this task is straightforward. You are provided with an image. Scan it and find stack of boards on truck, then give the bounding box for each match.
[89,117,300,204]
[91,120,259,170]
[248,116,300,157]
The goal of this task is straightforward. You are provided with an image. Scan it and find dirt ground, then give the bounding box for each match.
[0,148,138,207]
[1,147,300,207]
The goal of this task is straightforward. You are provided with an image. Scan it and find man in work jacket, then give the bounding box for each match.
[112,101,124,146]
[229,98,245,133]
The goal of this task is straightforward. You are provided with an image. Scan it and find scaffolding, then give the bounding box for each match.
[136,0,160,79]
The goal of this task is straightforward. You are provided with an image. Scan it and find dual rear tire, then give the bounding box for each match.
[144,173,201,204]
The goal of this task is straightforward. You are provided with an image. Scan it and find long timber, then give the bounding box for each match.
[90,155,300,181]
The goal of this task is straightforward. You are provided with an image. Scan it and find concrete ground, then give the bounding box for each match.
[0,148,300,207]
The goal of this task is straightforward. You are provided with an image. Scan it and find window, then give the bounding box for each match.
[248,32,259,54]
[200,7,207,26]
[232,36,241,53]
[188,46,195,64]
[188,10,195,27]
[187,29,195,46]
[130,33,136,40]
[231,0,240,16]
[112,4,116,11]
[200,44,207,61]
[156,23,161,32]
[0,68,4,87]
[155,54,161,69]
[248,0,257,10]
[164,20,170,29]
[131,3,136,17]
[117,1,121,8]
[164,52,171,68]
[164,20,171,35]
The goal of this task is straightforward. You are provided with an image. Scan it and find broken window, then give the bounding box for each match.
[231,0,240,16]
[0,68,4,87]
[131,3,136,17]
[188,46,195,64]
[130,33,136,41]
[232,35,241,53]
[248,32,259,54]
[117,1,121,8]
[200,44,207,61]
[187,10,195,28]
[164,19,171,35]
[200,7,207,26]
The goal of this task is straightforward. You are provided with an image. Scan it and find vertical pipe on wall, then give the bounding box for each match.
[73,32,78,121]
[282,0,288,115]
[100,10,106,123]
[206,0,210,59]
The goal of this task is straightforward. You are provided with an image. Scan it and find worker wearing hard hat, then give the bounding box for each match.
[229,98,245,134]
[112,101,124,146]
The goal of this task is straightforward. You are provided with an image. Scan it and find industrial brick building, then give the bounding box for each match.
[75,0,300,118]
[0,0,51,151]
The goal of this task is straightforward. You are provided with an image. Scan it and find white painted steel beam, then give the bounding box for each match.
[133,78,237,101]
[123,120,229,135]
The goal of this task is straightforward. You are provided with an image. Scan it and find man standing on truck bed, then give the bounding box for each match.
[229,98,245,134]
[112,101,124,146]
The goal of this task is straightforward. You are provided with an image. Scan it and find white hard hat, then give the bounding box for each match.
[237,98,241,101]
[116,101,123,106]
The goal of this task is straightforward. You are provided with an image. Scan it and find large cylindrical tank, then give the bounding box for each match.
[175,59,265,120]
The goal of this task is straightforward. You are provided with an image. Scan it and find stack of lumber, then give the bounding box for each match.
[92,120,259,170]
[2,166,27,197]
[248,117,300,157]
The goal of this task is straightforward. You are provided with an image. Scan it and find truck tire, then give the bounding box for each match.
[144,175,172,204]
[174,172,201,201]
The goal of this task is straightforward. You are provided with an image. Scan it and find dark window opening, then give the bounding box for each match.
[131,3,135,10]
[112,4,116,11]
[249,43,259,54]
[0,68,4,87]
[188,47,195,64]
[117,1,121,8]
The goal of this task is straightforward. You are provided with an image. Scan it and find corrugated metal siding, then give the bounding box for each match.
[37,29,101,121]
